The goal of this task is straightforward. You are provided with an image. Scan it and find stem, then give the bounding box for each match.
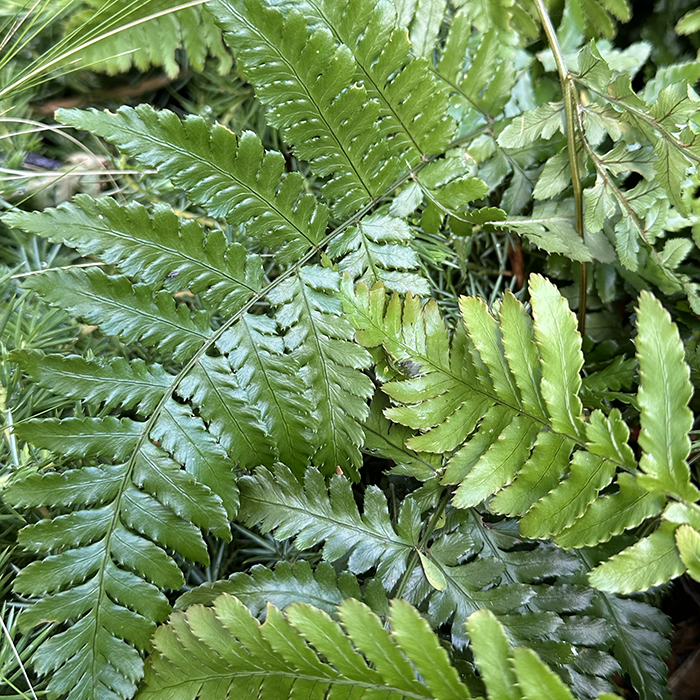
[533,0,587,335]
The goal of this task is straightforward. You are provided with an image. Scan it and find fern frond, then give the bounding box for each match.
[57,106,328,264]
[268,266,374,478]
[239,463,621,692]
[177,355,275,471]
[212,0,385,216]
[635,291,698,501]
[5,434,228,700]
[4,196,264,313]
[341,275,700,594]
[566,0,631,40]
[427,510,624,696]
[500,40,700,311]
[24,267,210,362]
[212,0,455,217]
[501,203,593,263]
[239,464,416,589]
[216,313,316,474]
[327,213,430,295]
[363,394,442,481]
[438,18,517,119]
[4,245,253,698]
[139,596,474,699]
[276,0,455,155]
[466,608,622,700]
[175,560,386,616]
[579,548,673,700]
[585,293,700,593]
[62,0,232,78]
[433,0,538,41]
[11,350,171,416]
[139,594,623,700]
[13,353,273,480]
[151,399,239,517]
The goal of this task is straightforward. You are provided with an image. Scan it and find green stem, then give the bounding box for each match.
[533,0,587,335]
[394,488,452,600]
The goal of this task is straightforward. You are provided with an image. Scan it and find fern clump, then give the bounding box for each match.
[2,0,699,699]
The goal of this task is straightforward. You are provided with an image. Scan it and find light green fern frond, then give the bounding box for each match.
[494,39,700,310]
[342,274,700,594]
[566,0,631,40]
[138,595,622,700]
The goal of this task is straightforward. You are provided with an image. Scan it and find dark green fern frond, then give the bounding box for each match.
[217,313,316,474]
[57,106,328,265]
[12,351,171,417]
[6,441,227,700]
[5,196,264,314]
[150,399,239,516]
[579,547,673,700]
[24,267,211,362]
[177,355,275,471]
[4,265,247,698]
[268,266,374,478]
[434,511,618,697]
[212,0,456,217]
[274,0,455,157]
[175,560,387,616]
[239,464,417,590]
[213,0,386,216]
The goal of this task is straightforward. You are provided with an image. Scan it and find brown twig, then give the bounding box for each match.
[34,73,181,115]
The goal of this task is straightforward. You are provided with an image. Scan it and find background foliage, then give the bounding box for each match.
[1,0,700,698]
